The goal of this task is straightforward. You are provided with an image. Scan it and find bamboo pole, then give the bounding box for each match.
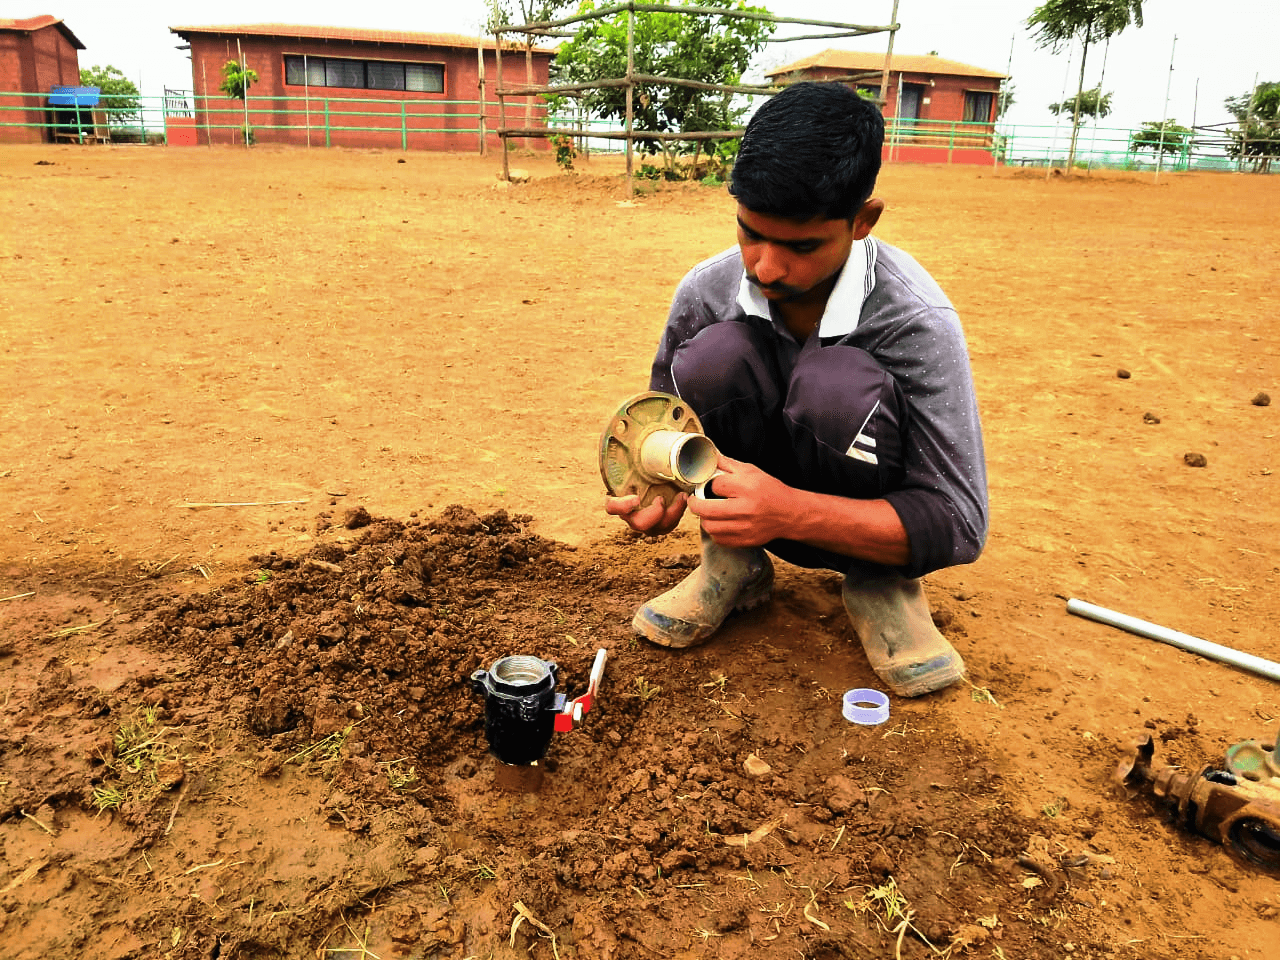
[304,53,311,148]
[498,126,743,140]
[515,2,891,35]
[236,38,250,148]
[876,0,899,114]
[496,75,778,98]
[1154,35,1176,184]
[625,6,635,197]
[201,60,212,147]
[995,34,1013,169]
[477,40,487,156]
[496,34,509,180]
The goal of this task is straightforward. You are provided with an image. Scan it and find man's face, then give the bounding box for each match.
[736,204,857,303]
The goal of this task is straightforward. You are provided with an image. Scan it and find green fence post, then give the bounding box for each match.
[324,98,330,148]
[948,122,956,164]
[401,101,407,152]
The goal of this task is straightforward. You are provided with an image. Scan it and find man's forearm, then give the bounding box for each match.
[783,488,911,568]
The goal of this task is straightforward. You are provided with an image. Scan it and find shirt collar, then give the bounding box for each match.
[736,235,878,339]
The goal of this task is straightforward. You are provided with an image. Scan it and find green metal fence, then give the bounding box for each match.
[2,88,1274,173]
[0,90,547,149]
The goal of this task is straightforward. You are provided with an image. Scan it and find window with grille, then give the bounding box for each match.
[284,55,444,93]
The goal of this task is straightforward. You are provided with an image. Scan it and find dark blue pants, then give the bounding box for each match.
[670,321,907,573]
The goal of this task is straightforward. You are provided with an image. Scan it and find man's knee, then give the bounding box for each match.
[783,345,907,495]
[670,322,781,415]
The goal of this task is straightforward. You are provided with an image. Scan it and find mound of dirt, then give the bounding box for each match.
[1,505,1145,960]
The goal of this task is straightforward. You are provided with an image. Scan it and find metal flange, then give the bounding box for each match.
[599,391,717,509]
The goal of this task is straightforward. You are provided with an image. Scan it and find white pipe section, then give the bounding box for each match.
[1067,598,1280,683]
[638,430,718,487]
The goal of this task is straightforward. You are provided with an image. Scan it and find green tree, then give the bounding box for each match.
[219,60,259,145]
[552,0,774,174]
[78,64,141,122]
[1129,119,1191,158]
[1224,81,1280,173]
[997,79,1017,119]
[218,59,258,101]
[1027,0,1143,169]
[1048,84,1112,121]
[487,1,575,135]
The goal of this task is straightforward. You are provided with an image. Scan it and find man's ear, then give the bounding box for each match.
[852,198,884,240]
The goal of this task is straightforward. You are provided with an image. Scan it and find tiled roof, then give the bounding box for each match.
[0,15,85,49]
[168,23,553,55]
[767,50,1006,80]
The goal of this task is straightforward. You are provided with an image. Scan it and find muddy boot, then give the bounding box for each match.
[633,531,774,649]
[842,569,964,697]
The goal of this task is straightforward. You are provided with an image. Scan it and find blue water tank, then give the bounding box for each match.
[49,85,101,107]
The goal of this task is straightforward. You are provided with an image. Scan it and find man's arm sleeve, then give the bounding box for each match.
[880,309,989,579]
[649,271,713,394]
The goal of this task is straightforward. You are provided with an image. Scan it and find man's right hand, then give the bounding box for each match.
[604,492,688,536]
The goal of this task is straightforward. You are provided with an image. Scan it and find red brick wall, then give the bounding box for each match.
[784,66,1002,161]
[0,24,82,144]
[184,35,551,151]
[793,68,1000,122]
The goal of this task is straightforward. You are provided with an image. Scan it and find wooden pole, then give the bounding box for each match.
[896,71,906,162]
[477,40,487,156]
[201,59,212,147]
[625,3,635,197]
[236,38,250,148]
[304,54,311,148]
[1239,72,1258,173]
[1154,35,1176,183]
[496,33,510,180]
[876,0,898,115]
[517,2,891,36]
[995,33,1013,169]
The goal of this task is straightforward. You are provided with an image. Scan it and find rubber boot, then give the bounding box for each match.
[842,569,965,697]
[633,531,774,649]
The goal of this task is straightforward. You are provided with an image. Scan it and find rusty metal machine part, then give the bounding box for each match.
[1116,735,1280,875]
[599,391,719,509]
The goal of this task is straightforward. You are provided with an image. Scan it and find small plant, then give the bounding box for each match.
[92,785,127,811]
[1041,797,1067,819]
[285,721,360,767]
[847,876,942,953]
[251,569,271,584]
[91,708,177,813]
[854,876,910,926]
[550,133,578,171]
[633,677,661,701]
[965,679,1002,708]
[380,758,418,791]
[475,863,497,881]
[699,174,723,187]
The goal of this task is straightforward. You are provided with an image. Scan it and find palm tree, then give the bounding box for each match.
[1027,0,1143,169]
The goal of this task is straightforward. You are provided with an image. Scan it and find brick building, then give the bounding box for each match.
[0,15,85,144]
[767,50,1007,164]
[169,23,555,151]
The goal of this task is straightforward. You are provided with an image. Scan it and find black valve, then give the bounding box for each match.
[470,655,565,766]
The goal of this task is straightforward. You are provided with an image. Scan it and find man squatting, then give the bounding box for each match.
[604,81,988,698]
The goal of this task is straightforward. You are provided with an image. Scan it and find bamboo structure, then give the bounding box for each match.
[491,1,899,196]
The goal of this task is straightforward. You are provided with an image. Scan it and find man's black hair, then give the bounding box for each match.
[730,81,884,222]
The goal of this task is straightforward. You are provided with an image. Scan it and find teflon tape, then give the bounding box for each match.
[842,688,890,725]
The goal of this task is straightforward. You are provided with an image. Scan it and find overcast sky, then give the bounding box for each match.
[43,0,1277,133]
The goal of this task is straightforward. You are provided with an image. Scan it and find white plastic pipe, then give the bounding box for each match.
[638,430,718,487]
[1066,598,1280,683]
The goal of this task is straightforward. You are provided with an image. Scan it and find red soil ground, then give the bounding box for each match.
[0,144,1277,960]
